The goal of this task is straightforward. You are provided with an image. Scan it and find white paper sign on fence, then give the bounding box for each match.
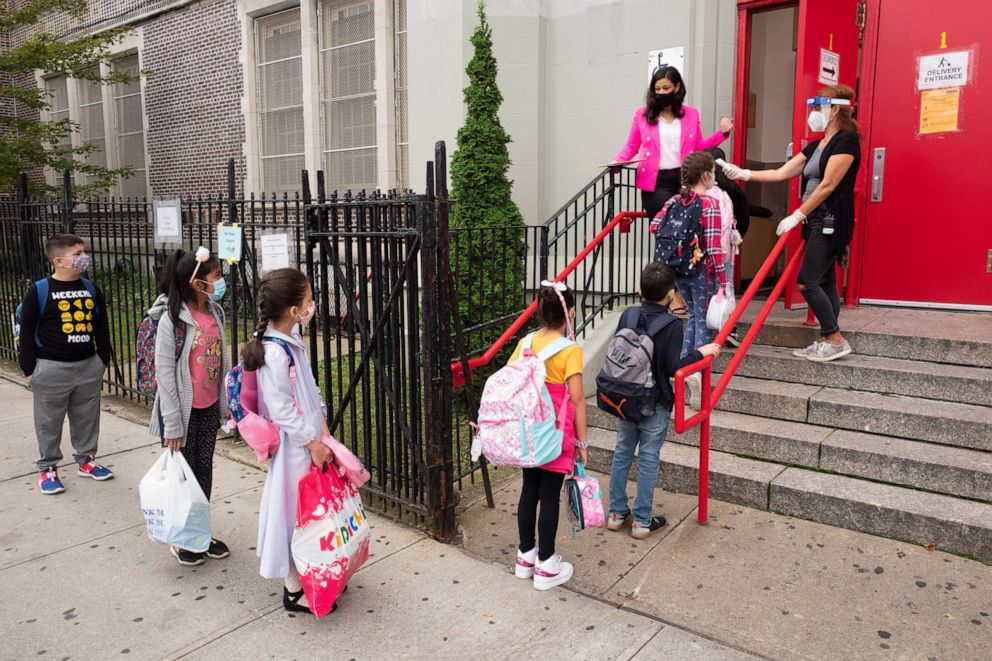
[153,198,183,248]
[260,232,290,273]
[217,223,242,263]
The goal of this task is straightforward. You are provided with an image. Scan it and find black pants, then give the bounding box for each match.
[797,219,842,337]
[640,169,681,220]
[518,467,566,561]
[180,404,220,500]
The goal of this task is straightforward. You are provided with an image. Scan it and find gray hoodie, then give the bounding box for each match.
[147,294,230,444]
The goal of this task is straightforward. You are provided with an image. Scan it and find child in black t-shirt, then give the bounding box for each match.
[18,234,113,494]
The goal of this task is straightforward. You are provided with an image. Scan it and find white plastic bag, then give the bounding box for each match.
[139,450,211,552]
[706,286,737,332]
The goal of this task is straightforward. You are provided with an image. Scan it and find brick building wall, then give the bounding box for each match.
[142,0,247,195]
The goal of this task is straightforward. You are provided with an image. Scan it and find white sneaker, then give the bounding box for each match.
[607,510,630,532]
[792,341,824,359]
[533,554,574,591]
[515,547,537,579]
[805,340,852,363]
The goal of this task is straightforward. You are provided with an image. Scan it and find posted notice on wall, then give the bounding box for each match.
[648,47,685,78]
[918,50,969,90]
[260,232,291,274]
[153,198,182,248]
[919,88,960,134]
[217,223,242,263]
[818,48,840,85]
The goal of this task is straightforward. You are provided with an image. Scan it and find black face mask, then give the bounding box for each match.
[654,92,675,108]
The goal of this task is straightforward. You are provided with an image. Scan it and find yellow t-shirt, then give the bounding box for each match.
[508,333,583,385]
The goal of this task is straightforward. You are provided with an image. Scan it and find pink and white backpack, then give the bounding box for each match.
[470,332,574,468]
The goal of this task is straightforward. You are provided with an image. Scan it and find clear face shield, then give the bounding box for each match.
[805,96,852,135]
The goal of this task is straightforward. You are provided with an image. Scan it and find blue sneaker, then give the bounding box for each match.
[39,468,66,495]
[77,456,114,481]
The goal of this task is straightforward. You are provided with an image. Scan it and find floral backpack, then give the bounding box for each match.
[469,332,573,468]
[135,316,187,396]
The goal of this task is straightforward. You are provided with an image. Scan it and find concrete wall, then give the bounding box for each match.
[408,0,738,225]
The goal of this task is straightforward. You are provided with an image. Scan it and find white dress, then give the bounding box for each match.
[255,328,326,579]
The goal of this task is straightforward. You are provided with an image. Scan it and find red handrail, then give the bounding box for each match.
[450,210,646,385]
[673,226,807,525]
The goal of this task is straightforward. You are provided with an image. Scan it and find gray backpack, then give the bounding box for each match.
[595,311,675,423]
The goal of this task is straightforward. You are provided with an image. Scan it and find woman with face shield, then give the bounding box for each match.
[719,85,862,363]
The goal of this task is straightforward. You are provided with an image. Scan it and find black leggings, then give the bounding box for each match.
[640,168,681,220]
[518,467,566,561]
[797,219,842,337]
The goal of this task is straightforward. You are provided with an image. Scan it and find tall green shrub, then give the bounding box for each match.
[449,1,527,345]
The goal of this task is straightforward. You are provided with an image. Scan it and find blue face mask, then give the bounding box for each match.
[207,277,226,302]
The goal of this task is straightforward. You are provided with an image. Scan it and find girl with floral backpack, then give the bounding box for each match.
[505,282,588,591]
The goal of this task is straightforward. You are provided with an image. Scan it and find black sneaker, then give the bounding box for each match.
[205,538,230,560]
[631,516,668,540]
[726,326,743,348]
[170,545,205,566]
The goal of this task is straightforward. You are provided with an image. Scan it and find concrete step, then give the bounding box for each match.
[587,424,992,561]
[587,399,826,468]
[808,388,992,452]
[770,468,992,562]
[714,345,992,407]
[585,427,784,511]
[740,315,992,369]
[589,397,992,502]
[712,375,818,422]
[821,430,992,503]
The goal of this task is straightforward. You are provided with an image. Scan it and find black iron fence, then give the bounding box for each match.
[0,152,645,539]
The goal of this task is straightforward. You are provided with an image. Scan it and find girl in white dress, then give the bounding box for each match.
[241,268,334,614]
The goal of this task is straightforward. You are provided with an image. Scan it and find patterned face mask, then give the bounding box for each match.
[63,253,91,272]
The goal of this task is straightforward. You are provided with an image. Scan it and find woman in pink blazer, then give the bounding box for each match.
[615,66,734,220]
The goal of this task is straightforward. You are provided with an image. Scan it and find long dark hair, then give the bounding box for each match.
[536,283,574,330]
[241,268,310,371]
[706,147,749,231]
[645,66,686,124]
[680,151,715,201]
[158,249,220,326]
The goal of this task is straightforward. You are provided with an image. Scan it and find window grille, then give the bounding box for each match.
[44,76,71,186]
[112,54,149,198]
[394,0,408,190]
[78,68,107,185]
[320,0,377,193]
[255,8,305,195]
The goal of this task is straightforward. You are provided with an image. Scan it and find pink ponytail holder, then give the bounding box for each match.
[540,279,574,340]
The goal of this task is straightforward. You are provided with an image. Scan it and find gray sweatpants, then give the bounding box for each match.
[32,355,105,471]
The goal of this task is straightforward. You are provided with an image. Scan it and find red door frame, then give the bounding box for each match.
[733,0,803,306]
[734,0,868,309]
[845,0,882,306]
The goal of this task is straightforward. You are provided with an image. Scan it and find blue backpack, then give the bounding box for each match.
[14,277,99,348]
[654,195,705,276]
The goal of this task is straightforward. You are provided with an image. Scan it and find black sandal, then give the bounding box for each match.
[283,586,339,614]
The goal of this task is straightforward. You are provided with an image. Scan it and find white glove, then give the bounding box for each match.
[720,161,752,181]
[776,209,807,236]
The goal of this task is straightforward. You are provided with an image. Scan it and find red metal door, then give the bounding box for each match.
[857,0,992,307]
[784,0,862,308]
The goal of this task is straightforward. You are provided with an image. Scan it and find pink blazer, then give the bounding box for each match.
[615,105,727,192]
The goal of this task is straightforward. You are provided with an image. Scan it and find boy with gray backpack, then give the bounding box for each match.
[597,263,719,538]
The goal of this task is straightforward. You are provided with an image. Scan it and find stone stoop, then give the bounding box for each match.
[581,307,992,563]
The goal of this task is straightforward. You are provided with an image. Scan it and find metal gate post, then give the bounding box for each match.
[421,143,457,541]
[61,169,74,234]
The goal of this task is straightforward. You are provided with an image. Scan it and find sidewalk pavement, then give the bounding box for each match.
[0,377,754,660]
[460,471,992,661]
